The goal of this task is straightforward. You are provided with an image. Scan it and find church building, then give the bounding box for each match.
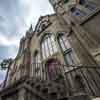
[0,0,100,100]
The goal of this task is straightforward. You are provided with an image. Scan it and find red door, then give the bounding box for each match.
[46,59,60,80]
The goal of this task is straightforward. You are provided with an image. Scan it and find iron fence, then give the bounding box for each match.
[30,63,100,96]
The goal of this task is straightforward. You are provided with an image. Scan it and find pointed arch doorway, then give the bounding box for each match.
[46,58,61,80]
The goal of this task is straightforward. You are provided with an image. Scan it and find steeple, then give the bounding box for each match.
[25,24,33,39]
[28,24,33,33]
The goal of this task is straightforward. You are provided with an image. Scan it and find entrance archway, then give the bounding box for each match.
[46,58,61,80]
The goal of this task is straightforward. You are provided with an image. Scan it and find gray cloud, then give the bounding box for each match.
[0,0,54,59]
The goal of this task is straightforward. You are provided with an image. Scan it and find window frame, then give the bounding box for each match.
[32,51,41,77]
[64,48,77,65]
[58,34,77,65]
[41,34,58,60]
[85,1,97,11]
[70,7,87,18]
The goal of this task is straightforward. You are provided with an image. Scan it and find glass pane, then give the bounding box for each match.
[70,50,77,64]
[65,50,77,65]
[33,55,35,64]
[51,35,55,42]
[71,7,86,17]
[48,38,53,55]
[66,53,73,65]
[62,36,69,49]
[86,2,96,11]
[51,36,58,52]
[47,38,51,56]
[54,42,58,52]
[60,38,66,51]
[45,39,49,57]
[59,35,71,51]
[65,40,71,49]
[42,43,45,59]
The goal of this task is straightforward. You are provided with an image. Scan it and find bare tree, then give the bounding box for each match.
[0,58,13,88]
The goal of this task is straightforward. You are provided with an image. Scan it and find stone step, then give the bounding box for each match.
[58,97,68,100]
[26,78,67,100]
[48,92,58,100]
[92,97,100,100]
[68,94,91,100]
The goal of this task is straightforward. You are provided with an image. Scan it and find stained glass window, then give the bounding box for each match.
[71,7,87,17]
[59,35,71,51]
[41,34,58,59]
[85,1,96,11]
[59,34,77,65]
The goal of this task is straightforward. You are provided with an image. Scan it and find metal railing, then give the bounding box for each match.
[30,63,100,96]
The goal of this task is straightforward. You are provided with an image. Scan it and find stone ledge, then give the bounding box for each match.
[68,94,91,100]
[92,97,100,100]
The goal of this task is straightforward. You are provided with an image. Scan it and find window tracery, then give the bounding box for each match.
[35,17,51,35]
[41,34,58,60]
[58,34,77,65]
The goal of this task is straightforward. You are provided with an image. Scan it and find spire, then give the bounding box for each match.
[29,24,33,33]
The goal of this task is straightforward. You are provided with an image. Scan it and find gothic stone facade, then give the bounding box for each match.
[1,0,100,100]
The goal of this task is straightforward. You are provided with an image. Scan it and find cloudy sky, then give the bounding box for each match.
[0,0,54,83]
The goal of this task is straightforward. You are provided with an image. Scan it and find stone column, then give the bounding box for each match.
[24,49,31,77]
[18,88,26,100]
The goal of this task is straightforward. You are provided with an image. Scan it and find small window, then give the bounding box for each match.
[58,34,78,65]
[65,49,77,65]
[79,0,97,11]
[64,0,69,4]
[79,0,86,5]
[59,34,71,51]
[85,2,96,11]
[71,7,86,17]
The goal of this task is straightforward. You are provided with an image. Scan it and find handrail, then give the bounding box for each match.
[30,63,100,96]
[8,63,100,97]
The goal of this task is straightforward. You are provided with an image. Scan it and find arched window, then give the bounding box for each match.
[70,7,87,18]
[32,51,41,77]
[79,0,97,11]
[59,34,71,51]
[58,34,77,65]
[41,34,58,60]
